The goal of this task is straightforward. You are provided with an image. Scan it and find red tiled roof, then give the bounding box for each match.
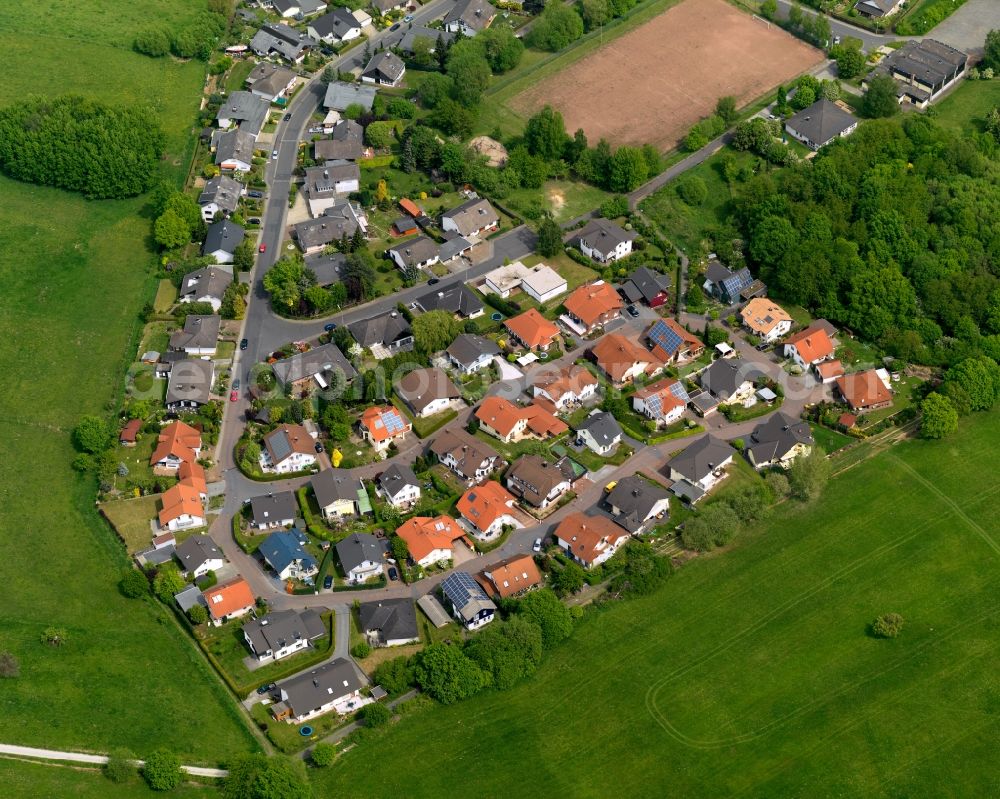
[399,198,421,217]
[591,333,662,383]
[504,308,560,349]
[150,421,202,466]
[815,360,844,379]
[555,512,630,567]
[203,577,255,621]
[120,418,142,443]
[158,482,204,526]
[785,324,834,363]
[564,281,623,328]
[836,370,892,410]
[360,406,410,442]
[481,555,542,598]
[457,481,517,534]
[178,461,207,496]
[397,515,464,563]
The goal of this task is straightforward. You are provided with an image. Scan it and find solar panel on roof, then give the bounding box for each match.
[668,381,690,402]
[271,432,292,462]
[649,320,682,357]
[382,410,404,434]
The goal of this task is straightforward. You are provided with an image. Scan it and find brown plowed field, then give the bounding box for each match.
[510,0,824,150]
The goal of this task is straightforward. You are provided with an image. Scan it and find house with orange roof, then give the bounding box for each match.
[260,423,319,474]
[478,554,541,599]
[504,308,561,351]
[783,322,835,369]
[562,280,623,335]
[150,421,202,472]
[836,369,893,412]
[739,298,793,343]
[396,515,467,568]
[521,402,569,439]
[532,364,599,410]
[814,359,844,384]
[645,318,705,364]
[590,333,663,385]
[177,461,208,499]
[203,577,256,626]
[555,512,632,569]
[632,378,689,426]
[358,405,411,454]
[475,396,567,443]
[158,482,207,532]
[457,480,521,540]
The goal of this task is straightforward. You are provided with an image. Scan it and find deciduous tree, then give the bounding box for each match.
[920,392,958,439]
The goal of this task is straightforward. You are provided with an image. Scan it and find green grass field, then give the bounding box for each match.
[933,77,1000,137]
[0,0,257,764]
[1,758,219,799]
[314,412,1000,797]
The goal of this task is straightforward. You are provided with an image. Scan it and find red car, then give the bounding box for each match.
[258,242,267,253]
[229,389,239,402]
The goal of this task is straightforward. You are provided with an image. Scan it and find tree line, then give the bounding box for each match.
[133,0,232,60]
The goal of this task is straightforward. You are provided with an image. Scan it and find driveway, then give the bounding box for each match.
[929,0,1000,54]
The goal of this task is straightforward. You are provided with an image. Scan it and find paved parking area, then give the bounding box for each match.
[930,0,1000,53]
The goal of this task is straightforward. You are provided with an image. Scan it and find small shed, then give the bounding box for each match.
[756,387,777,403]
[120,418,142,446]
[417,594,451,628]
[715,342,735,358]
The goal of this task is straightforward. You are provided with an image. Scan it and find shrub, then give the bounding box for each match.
[351,641,372,659]
[118,569,150,598]
[360,701,391,728]
[871,613,904,639]
[143,750,181,791]
[188,604,209,625]
[310,742,337,767]
[677,175,708,206]
[105,749,136,783]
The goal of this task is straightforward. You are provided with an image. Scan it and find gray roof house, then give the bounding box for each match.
[245,62,298,101]
[203,219,245,264]
[294,201,367,254]
[169,314,221,355]
[305,162,361,215]
[702,259,764,305]
[604,474,670,533]
[413,283,485,318]
[399,25,454,54]
[249,491,298,529]
[699,359,765,403]
[444,0,497,35]
[165,358,214,410]
[174,534,224,578]
[347,311,414,352]
[308,7,362,43]
[179,265,233,311]
[323,81,377,111]
[785,99,858,151]
[668,435,735,503]
[395,367,461,418]
[428,428,500,485]
[574,218,637,263]
[620,266,670,307]
[361,51,406,87]
[272,657,363,723]
[745,411,814,469]
[439,571,496,630]
[243,609,326,662]
[250,22,316,63]
[359,599,419,646]
[271,342,357,390]
[198,175,243,221]
[214,128,256,171]
[376,463,421,508]
[335,533,385,584]
[575,411,623,456]
[438,235,474,263]
[441,197,499,238]
[867,39,968,107]
[387,236,439,272]
[446,334,499,373]
[854,0,904,19]
[304,252,346,286]
[215,91,270,136]
[315,119,365,161]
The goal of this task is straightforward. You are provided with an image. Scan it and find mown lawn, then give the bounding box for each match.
[314,412,1000,797]
[932,76,1000,137]
[2,759,218,799]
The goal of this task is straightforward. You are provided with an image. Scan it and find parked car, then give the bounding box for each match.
[323,574,333,589]
[314,441,324,453]
[756,342,770,352]
[533,538,542,552]
[233,379,240,390]
[388,567,398,581]
[283,113,292,121]
[626,304,640,318]
[247,190,264,199]
[404,14,413,22]
[428,277,440,285]
[324,322,337,332]
[248,217,261,225]
[256,683,272,695]
[240,338,248,350]
[390,22,400,30]
[259,243,267,253]
[271,149,278,160]
[229,389,239,402]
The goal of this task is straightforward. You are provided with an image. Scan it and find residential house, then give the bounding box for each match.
[457,480,521,540]
[699,358,764,406]
[243,609,326,662]
[314,119,365,161]
[120,418,141,447]
[245,62,298,102]
[203,577,256,626]
[446,334,500,374]
[358,599,419,647]
[562,280,624,335]
[504,308,561,351]
[783,322,835,369]
[575,411,623,456]
[250,23,317,63]
[865,39,968,108]
[260,423,319,474]
[836,369,893,412]
[854,0,903,17]
[323,81,377,112]
[479,555,542,599]
[215,91,270,135]
[271,0,328,17]
[358,405,411,454]
[814,359,845,384]
[375,463,421,509]
[745,411,814,469]
[260,529,319,582]
[396,514,466,567]
[271,658,362,723]
[475,396,567,444]
[214,128,255,172]
[444,0,497,36]
[555,512,631,569]
[198,175,243,223]
[150,421,202,472]
[158,482,206,532]
[702,259,764,305]
[169,314,221,357]
[605,474,670,533]
[532,364,599,410]
[165,359,214,411]
[395,367,462,418]
[308,7,362,43]
[348,311,414,355]
[668,435,736,504]
[174,534,225,578]
[387,236,439,273]
[398,26,454,56]
[361,51,406,87]
[482,260,567,303]
[413,284,485,318]
[304,252,346,286]
[620,266,670,308]
[590,333,663,385]
[428,429,501,485]
[179,265,233,312]
[335,532,384,584]
[305,163,361,216]
[784,99,858,151]
[574,218,636,263]
[249,491,298,530]
[203,219,245,264]
[371,0,406,14]
[646,318,705,364]
[505,454,573,509]
[440,571,496,630]
[441,197,499,238]
[294,201,367,254]
[632,377,689,426]
[740,298,793,343]
[271,342,358,394]
[311,470,368,519]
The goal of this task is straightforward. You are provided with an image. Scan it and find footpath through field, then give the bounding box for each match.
[0,744,228,778]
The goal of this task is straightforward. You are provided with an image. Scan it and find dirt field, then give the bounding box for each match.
[510,0,823,150]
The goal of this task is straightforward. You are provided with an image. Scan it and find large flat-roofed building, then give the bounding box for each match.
[866,39,968,108]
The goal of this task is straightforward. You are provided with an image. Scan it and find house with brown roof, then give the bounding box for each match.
[394,367,462,418]
[783,322,835,369]
[590,333,663,385]
[555,512,631,569]
[396,515,466,568]
[646,318,705,364]
[836,369,893,412]
[740,298,793,343]
[359,405,411,454]
[203,577,256,626]
[505,454,573,509]
[632,378,689,426]
[428,429,501,485]
[562,281,623,335]
[504,308,561,351]
[814,359,845,384]
[150,421,202,473]
[478,554,542,599]
[475,396,567,443]
[260,423,319,474]
[457,480,521,540]
[120,418,142,447]
[532,365,599,410]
